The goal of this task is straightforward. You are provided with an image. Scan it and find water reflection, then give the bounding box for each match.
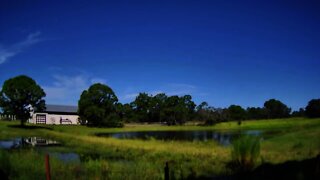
[0,137,80,163]
[0,137,61,149]
[96,130,263,146]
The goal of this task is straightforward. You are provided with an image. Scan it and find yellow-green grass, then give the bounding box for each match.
[0,118,319,179]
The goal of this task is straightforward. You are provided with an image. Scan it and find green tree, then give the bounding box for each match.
[246,107,267,120]
[228,105,247,121]
[152,93,168,122]
[181,95,196,118]
[121,103,136,122]
[196,101,209,122]
[132,93,153,122]
[162,96,182,125]
[195,102,219,125]
[162,95,195,125]
[78,83,122,127]
[0,75,46,126]
[305,99,320,118]
[131,93,195,125]
[264,99,291,119]
[206,108,230,123]
[196,101,209,112]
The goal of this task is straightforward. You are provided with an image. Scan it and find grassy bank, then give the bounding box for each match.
[0,118,319,179]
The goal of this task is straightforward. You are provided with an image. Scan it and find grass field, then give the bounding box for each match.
[0,118,320,179]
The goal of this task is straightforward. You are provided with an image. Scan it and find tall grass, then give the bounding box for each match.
[231,135,261,171]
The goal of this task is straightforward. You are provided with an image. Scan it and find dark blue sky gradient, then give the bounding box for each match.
[1,0,319,110]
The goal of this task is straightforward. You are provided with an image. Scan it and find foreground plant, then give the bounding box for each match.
[231,135,261,172]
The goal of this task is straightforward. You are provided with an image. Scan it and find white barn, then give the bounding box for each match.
[29,105,79,125]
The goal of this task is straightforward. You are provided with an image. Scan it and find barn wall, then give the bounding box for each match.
[30,113,79,125]
[46,114,79,125]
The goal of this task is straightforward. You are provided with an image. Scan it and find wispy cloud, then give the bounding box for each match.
[42,74,108,105]
[166,83,197,96]
[121,83,201,102]
[0,32,42,65]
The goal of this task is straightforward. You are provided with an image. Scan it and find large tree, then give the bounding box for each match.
[181,95,196,118]
[162,95,195,125]
[120,103,136,122]
[152,93,168,122]
[129,93,196,124]
[0,75,46,126]
[246,107,267,120]
[196,101,209,112]
[305,99,320,118]
[162,95,183,125]
[228,105,247,121]
[132,93,153,122]
[78,83,122,127]
[264,99,291,119]
[195,102,220,124]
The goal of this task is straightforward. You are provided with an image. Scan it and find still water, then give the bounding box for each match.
[96,130,263,146]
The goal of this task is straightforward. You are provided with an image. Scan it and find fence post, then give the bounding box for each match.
[164,162,169,180]
[45,154,51,180]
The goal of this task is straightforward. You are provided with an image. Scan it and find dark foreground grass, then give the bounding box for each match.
[0,118,319,179]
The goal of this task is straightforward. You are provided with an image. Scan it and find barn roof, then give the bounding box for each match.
[45,105,78,113]
[34,104,78,114]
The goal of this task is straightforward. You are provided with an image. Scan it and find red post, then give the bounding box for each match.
[45,154,51,180]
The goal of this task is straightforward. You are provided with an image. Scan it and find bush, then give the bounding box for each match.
[231,135,261,172]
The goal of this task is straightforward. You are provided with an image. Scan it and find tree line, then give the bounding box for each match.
[0,75,320,127]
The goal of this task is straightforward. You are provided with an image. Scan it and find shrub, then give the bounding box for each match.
[231,135,261,172]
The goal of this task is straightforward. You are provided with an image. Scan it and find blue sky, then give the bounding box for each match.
[0,0,319,110]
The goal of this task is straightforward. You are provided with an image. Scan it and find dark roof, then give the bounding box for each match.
[44,104,78,114]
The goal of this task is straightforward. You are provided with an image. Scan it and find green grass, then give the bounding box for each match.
[0,118,319,179]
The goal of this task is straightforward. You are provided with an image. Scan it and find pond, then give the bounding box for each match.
[0,137,80,163]
[96,130,267,146]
